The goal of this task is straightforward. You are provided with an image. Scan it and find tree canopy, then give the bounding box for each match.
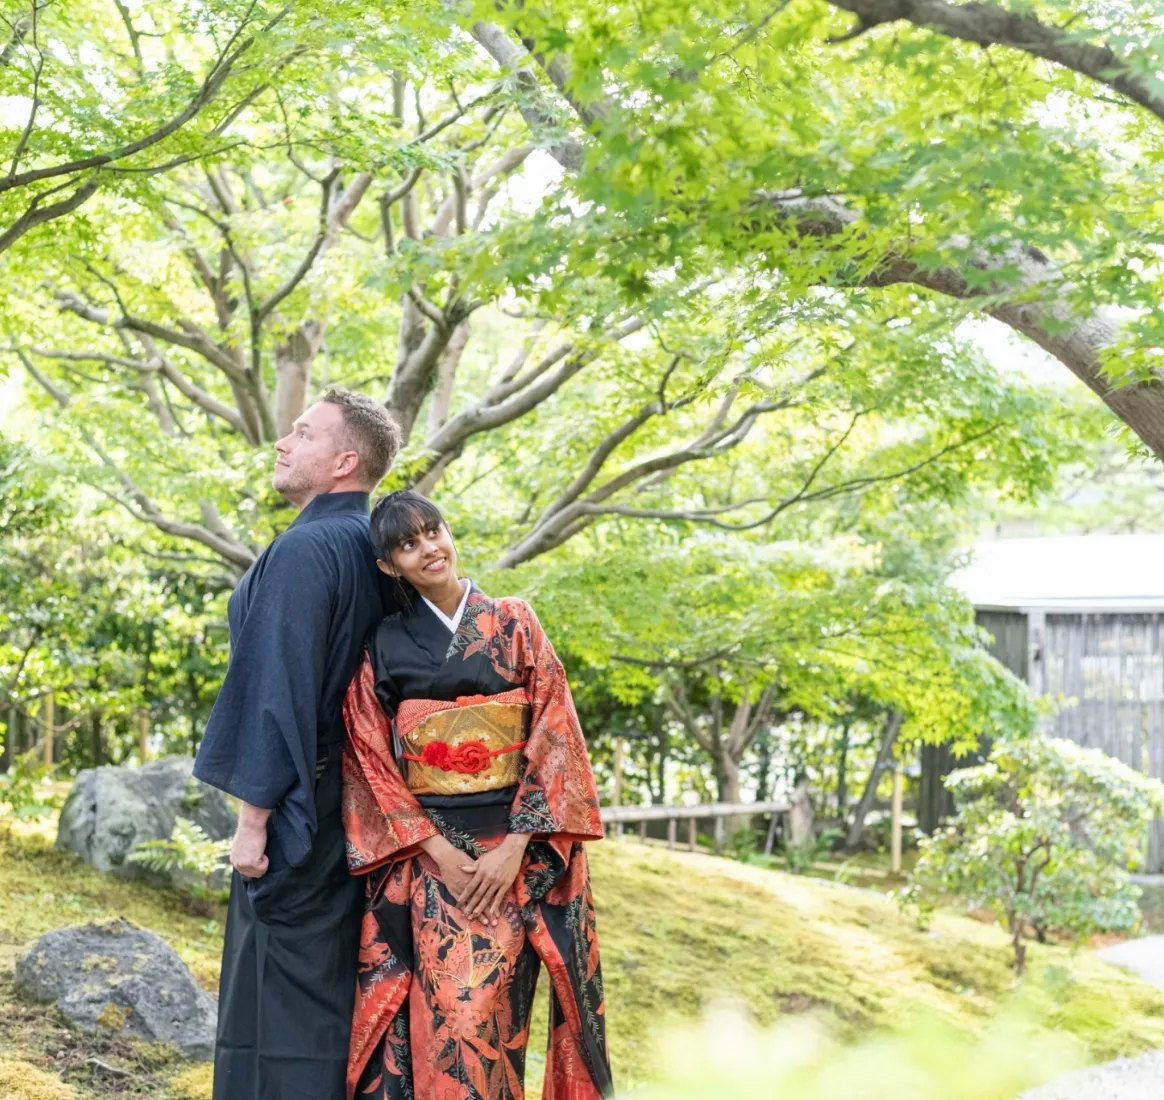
[0,0,1152,814]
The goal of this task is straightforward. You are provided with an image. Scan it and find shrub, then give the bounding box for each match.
[0,750,63,822]
[635,1004,1080,1100]
[905,736,1164,974]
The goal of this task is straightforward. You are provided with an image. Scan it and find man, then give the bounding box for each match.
[194,387,399,1100]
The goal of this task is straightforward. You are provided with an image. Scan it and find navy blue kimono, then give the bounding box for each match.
[194,490,387,1100]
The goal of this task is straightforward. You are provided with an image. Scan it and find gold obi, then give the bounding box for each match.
[399,700,529,796]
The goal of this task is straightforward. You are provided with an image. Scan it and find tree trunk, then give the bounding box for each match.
[788,778,815,848]
[1010,916,1028,976]
[717,752,753,841]
[754,729,773,802]
[274,321,324,438]
[718,753,742,804]
[425,320,471,440]
[1,705,13,772]
[90,711,104,768]
[837,721,851,818]
[846,711,904,850]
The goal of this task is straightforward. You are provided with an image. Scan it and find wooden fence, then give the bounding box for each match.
[600,800,791,856]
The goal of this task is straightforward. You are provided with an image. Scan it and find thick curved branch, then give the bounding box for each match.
[53,289,250,385]
[470,21,585,172]
[481,21,1164,463]
[14,354,255,569]
[824,0,1164,123]
[142,342,250,435]
[15,347,70,406]
[86,446,256,571]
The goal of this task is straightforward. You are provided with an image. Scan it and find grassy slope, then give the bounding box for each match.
[1,827,1163,1098]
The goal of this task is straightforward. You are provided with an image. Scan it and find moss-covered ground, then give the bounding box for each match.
[2,826,1163,1098]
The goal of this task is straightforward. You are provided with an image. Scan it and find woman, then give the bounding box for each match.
[340,490,613,1100]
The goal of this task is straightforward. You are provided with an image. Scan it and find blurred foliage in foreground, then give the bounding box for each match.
[633,1004,1081,1100]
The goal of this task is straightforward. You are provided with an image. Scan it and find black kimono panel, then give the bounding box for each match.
[195,490,387,869]
[370,585,515,701]
[193,490,388,1100]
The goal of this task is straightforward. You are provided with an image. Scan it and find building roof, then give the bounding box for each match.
[952,534,1164,612]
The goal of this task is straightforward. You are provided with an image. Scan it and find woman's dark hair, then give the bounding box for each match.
[369,490,447,560]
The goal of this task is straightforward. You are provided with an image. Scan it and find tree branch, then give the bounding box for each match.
[483,19,1164,464]
[470,21,585,172]
[583,422,1001,531]
[86,441,256,570]
[824,0,1164,124]
[8,4,44,179]
[0,178,99,254]
[662,678,717,757]
[0,3,292,197]
[52,289,250,385]
[405,317,648,487]
[14,347,70,406]
[0,12,31,68]
[256,168,338,321]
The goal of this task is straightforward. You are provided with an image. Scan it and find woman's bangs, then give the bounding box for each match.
[373,495,446,555]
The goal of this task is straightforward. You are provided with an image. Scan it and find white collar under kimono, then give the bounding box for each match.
[422,579,471,634]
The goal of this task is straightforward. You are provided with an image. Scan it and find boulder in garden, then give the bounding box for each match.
[56,756,235,883]
[14,919,217,1061]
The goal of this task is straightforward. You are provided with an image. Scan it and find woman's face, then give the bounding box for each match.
[381,520,458,593]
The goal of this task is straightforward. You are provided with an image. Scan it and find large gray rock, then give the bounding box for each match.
[14,919,217,1060]
[56,756,235,882]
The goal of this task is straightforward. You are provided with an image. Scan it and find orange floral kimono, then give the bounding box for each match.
[341,586,612,1100]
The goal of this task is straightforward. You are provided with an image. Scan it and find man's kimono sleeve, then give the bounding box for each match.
[193,531,333,867]
[509,601,604,843]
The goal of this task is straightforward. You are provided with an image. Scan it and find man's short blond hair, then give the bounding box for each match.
[320,387,399,488]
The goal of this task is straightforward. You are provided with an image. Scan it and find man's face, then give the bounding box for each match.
[273,402,353,503]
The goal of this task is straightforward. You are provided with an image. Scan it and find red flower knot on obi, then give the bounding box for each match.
[418,739,494,774]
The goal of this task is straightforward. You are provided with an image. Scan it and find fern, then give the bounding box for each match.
[128,817,230,879]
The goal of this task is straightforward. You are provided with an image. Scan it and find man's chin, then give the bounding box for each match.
[272,472,299,496]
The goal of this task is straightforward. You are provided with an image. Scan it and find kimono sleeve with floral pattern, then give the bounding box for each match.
[502,599,604,843]
[341,651,438,873]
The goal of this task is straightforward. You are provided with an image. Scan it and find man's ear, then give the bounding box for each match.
[376,559,396,577]
[336,450,360,479]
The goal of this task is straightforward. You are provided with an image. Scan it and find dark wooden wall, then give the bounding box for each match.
[918,610,1025,834]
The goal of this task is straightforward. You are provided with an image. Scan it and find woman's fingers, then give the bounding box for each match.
[460,878,486,913]
[469,869,500,912]
[464,871,502,918]
[476,882,505,926]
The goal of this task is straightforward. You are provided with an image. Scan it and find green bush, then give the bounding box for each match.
[905,737,1164,973]
[633,1004,1081,1100]
[0,751,63,822]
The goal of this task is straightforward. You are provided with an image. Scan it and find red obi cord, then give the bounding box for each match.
[401,740,527,775]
